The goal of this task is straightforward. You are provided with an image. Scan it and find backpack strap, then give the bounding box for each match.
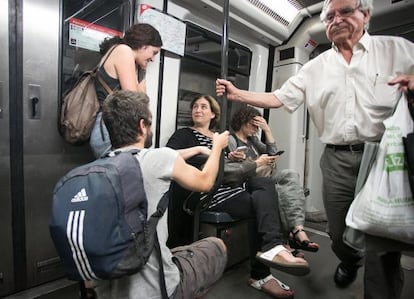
[104,148,140,158]
[95,45,118,95]
[152,234,167,299]
[152,189,170,217]
[98,45,118,69]
[95,45,120,141]
[146,189,170,299]
[96,74,113,95]
[153,190,170,299]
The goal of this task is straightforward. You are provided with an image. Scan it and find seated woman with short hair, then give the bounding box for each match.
[228,105,319,253]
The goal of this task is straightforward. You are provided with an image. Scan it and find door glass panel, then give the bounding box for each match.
[178,23,251,130]
[61,0,132,95]
[185,23,252,76]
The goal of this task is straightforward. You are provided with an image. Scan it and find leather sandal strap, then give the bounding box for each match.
[250,275,291,291]
[292,228,305,236]
[259,245,287,261]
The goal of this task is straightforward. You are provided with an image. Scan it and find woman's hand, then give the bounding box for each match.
[212,131,229,150]
[252,116,271,133]
[252,115,275,143]
[228,150,246,161]
[137,79,147,93]
[197,146,211,156]
[255,154,278,167]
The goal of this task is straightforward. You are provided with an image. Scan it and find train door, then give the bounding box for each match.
[0,0,13,295]
[0,0,133,296]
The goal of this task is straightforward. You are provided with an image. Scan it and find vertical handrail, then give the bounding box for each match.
[154,0,168,148]
[219,0,230,132]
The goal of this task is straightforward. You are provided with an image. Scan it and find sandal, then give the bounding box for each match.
[292,249,305,259]
[248,275,294,299]
[283,243,305,259]
[288,229,319,252]
[256,245,310,276]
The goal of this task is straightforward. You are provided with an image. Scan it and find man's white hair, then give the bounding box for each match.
[320,0,373,30]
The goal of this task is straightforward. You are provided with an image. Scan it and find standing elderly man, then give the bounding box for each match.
[216,0,414,298]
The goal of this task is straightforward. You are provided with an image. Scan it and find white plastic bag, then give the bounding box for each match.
[346,94,414,244]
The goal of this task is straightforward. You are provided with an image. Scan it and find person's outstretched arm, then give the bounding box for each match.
[175,146,211,161]
[172,131,229,192]
[216,78,284,108]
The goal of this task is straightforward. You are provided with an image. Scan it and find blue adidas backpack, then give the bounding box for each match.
[49,150,169,282]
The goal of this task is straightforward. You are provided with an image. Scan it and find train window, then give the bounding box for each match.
[60,0,132,95]
[185,23,252,77]
[177,23,251,131]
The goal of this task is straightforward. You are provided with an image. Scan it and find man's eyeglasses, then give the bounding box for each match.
[323,6,361,24]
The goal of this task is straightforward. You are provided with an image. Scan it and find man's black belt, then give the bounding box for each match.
[326,143,364,152]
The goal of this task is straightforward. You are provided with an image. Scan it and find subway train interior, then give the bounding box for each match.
[1,0,414,298]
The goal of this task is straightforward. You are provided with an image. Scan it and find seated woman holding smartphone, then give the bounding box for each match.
[228,105,319,253]
[167,94,309,299]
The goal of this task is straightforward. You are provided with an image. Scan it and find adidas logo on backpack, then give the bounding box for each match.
[49,150,169,281]
[70,188,89,203]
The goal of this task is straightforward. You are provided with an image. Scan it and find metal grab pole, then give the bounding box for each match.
[155,0,168,148]
[219,0,230,132]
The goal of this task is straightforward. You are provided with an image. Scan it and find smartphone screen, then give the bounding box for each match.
[269,150,284,156]
[235,146,248,153]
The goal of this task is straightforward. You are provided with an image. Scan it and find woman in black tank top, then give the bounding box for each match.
[90,23,163,158]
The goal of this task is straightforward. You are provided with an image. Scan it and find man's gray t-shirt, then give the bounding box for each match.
[93,147,180,299]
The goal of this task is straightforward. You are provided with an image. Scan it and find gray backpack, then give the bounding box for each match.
[49,150,169,297]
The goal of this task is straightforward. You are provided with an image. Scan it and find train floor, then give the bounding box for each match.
[5,227,414,299]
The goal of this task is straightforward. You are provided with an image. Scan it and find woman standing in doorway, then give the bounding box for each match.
[90,23,162,158]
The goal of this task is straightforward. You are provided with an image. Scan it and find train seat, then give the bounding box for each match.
[199,211,252,268]
[183,191,252,268]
